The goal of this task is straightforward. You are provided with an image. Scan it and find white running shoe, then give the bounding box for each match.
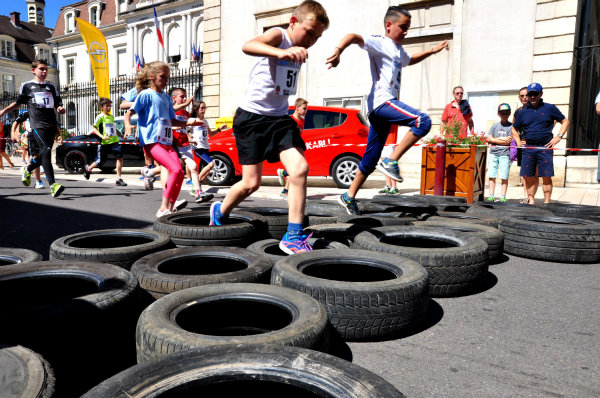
[155,208,172,218]
[34,180,45,189]
[173,199,188,212]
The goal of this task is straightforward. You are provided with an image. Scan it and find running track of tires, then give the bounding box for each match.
[1,195,599,398]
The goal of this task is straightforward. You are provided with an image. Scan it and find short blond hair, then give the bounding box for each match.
[295,98,308,108]
[294,0,329,28]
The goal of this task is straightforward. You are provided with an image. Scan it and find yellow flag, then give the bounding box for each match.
[76,18,109,98]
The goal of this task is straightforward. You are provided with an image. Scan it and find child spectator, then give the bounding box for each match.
[277,97,308,199]
[485,103,513,202]
[189,100,220,202]
[326,6,448,215]
[11,111,43,187]
[209,0,329,255]
[83,98,127,186]
[124,62,202,217]
[0,59,66,197]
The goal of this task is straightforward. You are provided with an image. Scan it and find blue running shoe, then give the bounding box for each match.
[279,232,313,255]
[209,201,224,226]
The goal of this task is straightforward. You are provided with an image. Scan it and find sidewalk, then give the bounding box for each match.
[3,159,600,206]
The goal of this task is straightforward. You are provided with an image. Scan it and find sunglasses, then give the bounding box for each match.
[454,92,464,95]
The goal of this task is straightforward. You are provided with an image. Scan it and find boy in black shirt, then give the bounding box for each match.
[0,60,66,197]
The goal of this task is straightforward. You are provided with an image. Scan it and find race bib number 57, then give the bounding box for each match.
[274,60,300,96]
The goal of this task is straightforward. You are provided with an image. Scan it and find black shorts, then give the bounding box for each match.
[94,142,123,166]
[232,107,305,165]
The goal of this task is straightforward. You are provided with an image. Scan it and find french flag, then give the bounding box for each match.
[153,4,165,48]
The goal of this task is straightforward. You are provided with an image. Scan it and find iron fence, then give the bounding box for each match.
[1,63,202,136]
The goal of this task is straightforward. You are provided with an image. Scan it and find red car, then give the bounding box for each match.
[206,105,369,188]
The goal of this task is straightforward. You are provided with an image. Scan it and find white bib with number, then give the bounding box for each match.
[33,92,54,108]
[274,60,300,96]
[104,123,117,137]
[157,118,173,145]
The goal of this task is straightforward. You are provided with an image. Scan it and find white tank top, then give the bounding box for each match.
[240,28,300,116]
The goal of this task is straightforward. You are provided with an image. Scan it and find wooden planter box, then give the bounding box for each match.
[420,145,487,203]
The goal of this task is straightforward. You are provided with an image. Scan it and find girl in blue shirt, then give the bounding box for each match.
[124,62,204,217]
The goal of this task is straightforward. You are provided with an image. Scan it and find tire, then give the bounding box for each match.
[63,149,87,174]
[305,201,346,215]
[305,222,373,245]
[421,211,499,228]
[0,247,43,265]
[206,153,234,186]
[240,207,289,239]
[352,226,489,297]
[247,238,347,262]
[429,202,472,213]
[0,344,55,398]
[135,283,328,362]
[49,229,173,270]
[466,203,553,219]
[0,261,140,397]
[372,194,429,204]
[331,155,360,189]
[82,345,406,398]
[541,203,600,218]
[499,215,600,263]
[131,247,274,298]
[153,210,267,245]
[413,194,468,204]
[336,212,417,227]
[271,248,429,340]
[412,220,504,263]
[363,200,437,216]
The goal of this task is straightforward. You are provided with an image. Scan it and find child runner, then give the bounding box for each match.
[326,6,448,214]
[0,59,66,197]
[83,97,127,186]
[12,112,43,187]
[486,103,513,202]
[170,88,212,203]
[124,62,202,217]
[189,100,220,202]
[209,0,329,255]
[277,97,308,199]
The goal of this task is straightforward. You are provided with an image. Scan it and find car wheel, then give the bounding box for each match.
[63,150,87,174]
[207,154,234,186]
[331,156,360,189]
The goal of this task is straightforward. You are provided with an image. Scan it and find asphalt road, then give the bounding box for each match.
[0,169,598,398]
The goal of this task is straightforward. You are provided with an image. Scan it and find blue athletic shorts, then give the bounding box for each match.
[94,142,122,166]
[193,148,213,167]
[520,147,554,177]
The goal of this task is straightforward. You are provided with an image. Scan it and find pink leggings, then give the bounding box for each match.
[144,143,184,203]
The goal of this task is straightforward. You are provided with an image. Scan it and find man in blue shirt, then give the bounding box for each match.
[512,83,570,204]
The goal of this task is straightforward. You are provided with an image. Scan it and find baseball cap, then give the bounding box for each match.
[527,83,543,94]
[498,103,511,112]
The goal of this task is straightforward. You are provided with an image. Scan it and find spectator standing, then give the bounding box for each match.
[485,103,513,202]
[442,86,474,134]
[512,83,570,205]
[513,86,538,203]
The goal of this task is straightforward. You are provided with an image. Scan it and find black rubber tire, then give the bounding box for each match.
[412,220,504,263]
[271,248,429,340]
[0,261,140,397]
[336,212,417,227]
[413,194,468,204]
[131,247,273,298]
[331,155,360,189]
[362,200,437,216]
[372,194,429,203]
[135,283,328,362]
[153,209,267,244]
[357,201,397,213]
[305,222,373,245]
[352,226,489,297]
[305,201,346,215]
[0,247,43,265]
[206,153,235,186]
[239,206,289,239]
[247,238,347,262]
[429,202,472,213]
[499,215,600,263]
[541,203,600,217]
[49,229,173,270]
[0,344,55,398]
[421,211,499,228]
[82,345,406,398]
[466,203,553,219]
[63,149,87,174]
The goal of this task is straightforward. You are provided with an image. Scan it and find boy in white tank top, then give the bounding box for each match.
[209,1,329,255]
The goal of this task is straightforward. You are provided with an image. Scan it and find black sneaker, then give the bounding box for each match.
[83,165,91,180]
[115,178,127,186]
[337,193,360,215]
[376,158,403,182]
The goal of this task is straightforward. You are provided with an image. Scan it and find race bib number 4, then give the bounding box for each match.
[157,118,173,145]
[33,92,54,109]
[104,123,117,137]
[274,60,300,96]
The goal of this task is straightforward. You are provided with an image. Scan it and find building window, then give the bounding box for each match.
[0,39,14,59]
[2,74,15,93]
[36,46,51,63]
[67,102,76,129]
[90,7,98,26]
[66,59,75,83]
[64,10,79,33]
